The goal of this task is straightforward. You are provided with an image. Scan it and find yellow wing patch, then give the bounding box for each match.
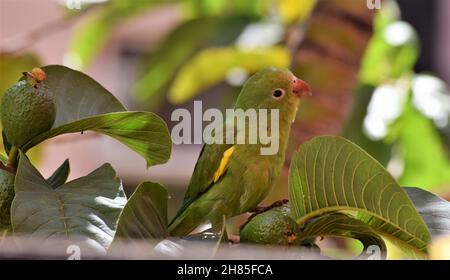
[213,146,235,183]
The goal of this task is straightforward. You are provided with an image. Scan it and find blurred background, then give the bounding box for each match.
[1,0,449,230]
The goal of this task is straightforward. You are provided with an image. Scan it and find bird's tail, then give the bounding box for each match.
[168,195,194,226]
[168,207,200,237]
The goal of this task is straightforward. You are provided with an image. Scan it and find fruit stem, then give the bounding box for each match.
[6,146,18,171]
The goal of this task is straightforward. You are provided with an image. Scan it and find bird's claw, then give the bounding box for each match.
[227,234,240,244]
[249,199,289,214]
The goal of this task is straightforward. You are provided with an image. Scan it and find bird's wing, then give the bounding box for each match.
[170,122,237,224]
[185,143,234,201]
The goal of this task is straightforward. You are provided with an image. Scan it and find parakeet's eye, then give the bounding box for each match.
[272,88,285,99]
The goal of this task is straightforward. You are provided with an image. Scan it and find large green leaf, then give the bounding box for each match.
[168,46,291,104]
[20,66,171,167]
[11,153,127,252]
[288,136,431,255]
[23,111,171,167]
[298,213,386,258]
[0,169,15,230]
[40,65,125,127]
[404,187,450,239]
[113,182,168,241]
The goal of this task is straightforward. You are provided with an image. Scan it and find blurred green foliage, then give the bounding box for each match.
[67,0,317,108]
[0,0,449,259]
[389,102,450,189]
[169,46,290,103]
[342,85,392,166]
[344,0,450,192]
[134,16,251,109]
[68,0,177,68]
[65,0,450,192]
[359,0,418,85]
[67,0,316,70]
[2,0,449,192]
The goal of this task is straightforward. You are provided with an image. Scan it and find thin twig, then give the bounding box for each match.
[0,160,15,174]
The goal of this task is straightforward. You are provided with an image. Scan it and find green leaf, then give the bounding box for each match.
[298,213,386,258]
[24,111,171,167]
[11,152,127,251]
[46,159,70,189]
[288,136,431,255]
[168,46,291,104]
[21,66,171,167]
[403,187,450,239]
[40,65,125,127]
[0,169,15,230]
[114,182,168,240]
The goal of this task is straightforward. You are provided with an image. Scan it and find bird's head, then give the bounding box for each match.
[235,68,311,118]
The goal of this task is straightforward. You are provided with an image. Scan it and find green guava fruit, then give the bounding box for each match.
[1,68,56,148]
[240,206,299,246]
[0,169,15,229]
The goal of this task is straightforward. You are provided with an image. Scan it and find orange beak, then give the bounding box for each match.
[292,76,312,97]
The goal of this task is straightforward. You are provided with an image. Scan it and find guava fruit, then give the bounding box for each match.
[240,205,299,246]
[0,169,15,229]
[1,68,56,148]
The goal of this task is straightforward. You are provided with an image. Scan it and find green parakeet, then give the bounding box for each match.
[169,68,311,236]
